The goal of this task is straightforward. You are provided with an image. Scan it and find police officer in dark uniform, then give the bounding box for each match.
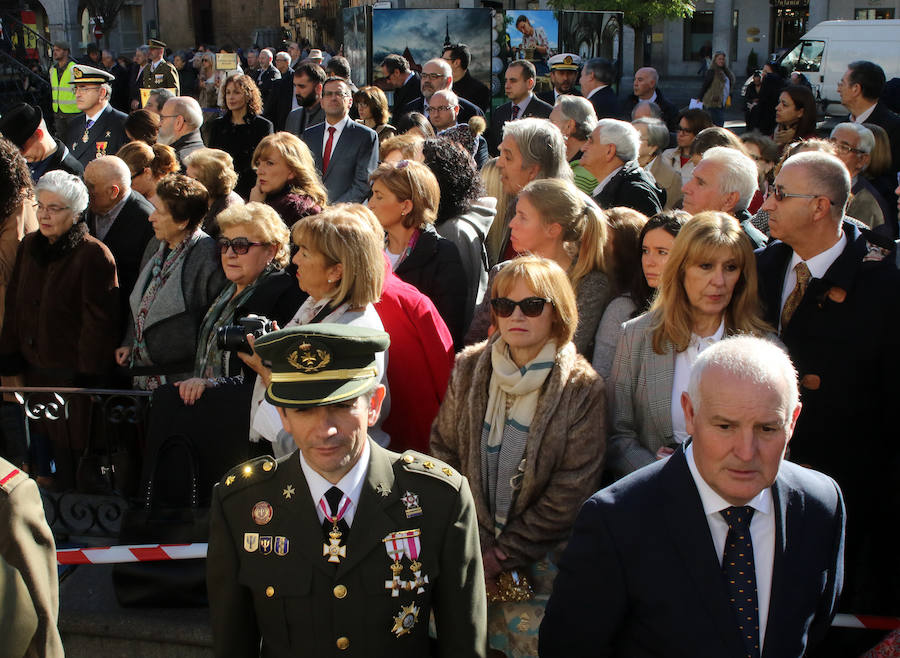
[0,457,64,658]
[207,324,487,657]
[141,38,180,96]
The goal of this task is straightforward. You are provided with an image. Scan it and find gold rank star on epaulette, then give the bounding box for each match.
[220,456,277,496]
[399,451,463,490]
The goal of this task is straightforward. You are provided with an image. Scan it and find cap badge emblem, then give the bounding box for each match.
[288,341,332,372]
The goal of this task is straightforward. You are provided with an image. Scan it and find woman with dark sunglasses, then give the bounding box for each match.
[430,255,605,658]
[173,201,303,406]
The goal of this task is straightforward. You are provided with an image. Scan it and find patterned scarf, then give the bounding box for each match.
[130,232,195,389]
[481,338,557,538]
[193,263,278,379]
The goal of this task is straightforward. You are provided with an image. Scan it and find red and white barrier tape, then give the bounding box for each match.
[57,543,208,565]
[832,614,900,631]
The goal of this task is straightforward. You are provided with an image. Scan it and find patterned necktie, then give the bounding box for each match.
[780,261,811,330]
[321,486,350,537]
[322,126,336,174]
[721,506,760,658]
[511,104,520,120]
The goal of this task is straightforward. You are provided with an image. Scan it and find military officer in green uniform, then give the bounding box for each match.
[141,38,180,96]
[0,457,64,658]
[207,324,487,657]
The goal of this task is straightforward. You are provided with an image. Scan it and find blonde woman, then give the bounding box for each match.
[607,211,772,478]
[183,147,242,237]
[116,141,179,200]
[249,132,327,226]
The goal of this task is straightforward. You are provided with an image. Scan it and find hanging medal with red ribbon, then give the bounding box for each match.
[382,530,411,596]
[402,532,428,594]
[320,494,351,564]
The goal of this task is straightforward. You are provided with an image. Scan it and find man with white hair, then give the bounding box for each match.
[83,156,155,338]
[620,67,679,129]
[829,122,894,233]
[542,335,845,657]
[158,96,205,166]
[65,63,127,168]
[580,118,663,216]
[682,146,768,247]
[756,151,900,625]
[400,57,484,125]
[255,48,281,107]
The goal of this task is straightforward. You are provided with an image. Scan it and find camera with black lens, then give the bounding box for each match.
[216,314,276,354]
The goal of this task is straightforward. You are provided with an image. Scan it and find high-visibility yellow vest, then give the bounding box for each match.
[51,62,79,114]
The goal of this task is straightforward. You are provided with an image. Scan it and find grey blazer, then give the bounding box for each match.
[301,119,378,204]
[607,311,676,477]
[125,230,226,371]
[285,103,324,137]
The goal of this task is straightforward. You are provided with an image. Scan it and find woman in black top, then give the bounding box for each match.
[206,74,273,199]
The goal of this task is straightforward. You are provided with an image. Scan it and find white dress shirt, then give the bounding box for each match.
[591,165,623,198]
[322,115,350,160]
[778,233,846,323]
[671,318,725,444]
[93,191,130,241]
[851,102,877,123]
[511,92,534,118]
[685,442,775,649]
[585,85,608,100]
[300,437,370,528]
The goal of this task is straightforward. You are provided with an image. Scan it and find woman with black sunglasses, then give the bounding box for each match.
[173,201,304,405]
[430,254,605,658]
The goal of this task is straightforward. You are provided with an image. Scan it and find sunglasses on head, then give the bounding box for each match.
[490,297,552,318]
[216,237,268,255]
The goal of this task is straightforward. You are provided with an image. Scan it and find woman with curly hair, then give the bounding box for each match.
[124,108,161,145]
[248,132,326,227]
[0,137,38,333]
[421,137,495,331]
[183,147,243,237]
[354,85,397,144]
[116,140,180,200]
[206,73,274,198]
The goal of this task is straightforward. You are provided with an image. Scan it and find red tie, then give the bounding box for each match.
[511,104,520,120]
[322,126,336,174]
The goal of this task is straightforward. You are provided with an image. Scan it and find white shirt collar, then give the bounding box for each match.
[299,437,370,527]
[586,84,608,99]
[685,442,772,517]
[85,105,106,123]
[691,316,725,348]
[788,231,846,280]
[512,92,534,115]
[591,165,623,197]
[852,102,877,123]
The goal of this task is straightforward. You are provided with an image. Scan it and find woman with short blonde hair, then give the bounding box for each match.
[250,132,326,226]
[117,141,179,200]
[184,147,242,237]
[608,211,772,479]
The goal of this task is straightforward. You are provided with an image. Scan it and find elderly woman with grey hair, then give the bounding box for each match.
[0,170,119,490]
[633,117,682,210]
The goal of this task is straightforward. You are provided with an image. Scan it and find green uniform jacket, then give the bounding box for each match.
[141,60,180,95]
[208,440,487,657]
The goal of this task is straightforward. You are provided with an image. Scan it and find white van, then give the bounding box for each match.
[777,19,900,116]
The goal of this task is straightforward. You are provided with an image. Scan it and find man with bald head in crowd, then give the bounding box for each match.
[620,67,678,129]
[83,156,156,336]
[255,48,281,107]
[757,151,900,636]
[158,96,204,167]
[401,57,483,126]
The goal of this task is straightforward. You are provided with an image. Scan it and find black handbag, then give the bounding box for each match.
[112,434,208,607]
[75,394,142,496]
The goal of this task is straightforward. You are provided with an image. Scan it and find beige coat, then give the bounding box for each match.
[429,337,606,567]
[0,200,38,335]
[649,155,684,211]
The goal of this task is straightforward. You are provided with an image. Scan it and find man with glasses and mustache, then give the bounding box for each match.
[65,64,127,168]
[399,58,483,126]
[756,151,900,648]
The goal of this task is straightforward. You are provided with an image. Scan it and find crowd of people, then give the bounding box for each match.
[1,36,899,658]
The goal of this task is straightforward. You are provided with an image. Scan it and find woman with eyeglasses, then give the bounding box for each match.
[467,178,610,360]
[249,132,326,227]
[661,108,714,186]
[115,174,226,390]
[116,140,180,201]
[368,159,468,347]
[0,169,118,490]
[173,201,304,405]
[430,255,605,658]
[607,211,771,480]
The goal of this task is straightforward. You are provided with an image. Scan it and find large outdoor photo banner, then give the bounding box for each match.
[341,6,369,91]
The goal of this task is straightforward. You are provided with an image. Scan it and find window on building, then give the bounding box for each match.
[118,5,143,49]
[683,11,713,61]
[854,9,895,19]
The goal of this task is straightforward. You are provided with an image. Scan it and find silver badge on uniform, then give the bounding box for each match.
[243,532,259,552]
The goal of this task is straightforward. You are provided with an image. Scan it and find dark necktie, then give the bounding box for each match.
[85,119,95,131]
[721,506,760,658]
[322,485,350,538]
[780,261,811,330]
[322,126,336,174]
[511,104,520,120]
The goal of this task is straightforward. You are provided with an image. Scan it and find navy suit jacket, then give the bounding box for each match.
[391,72,423,118]
[540,448,844,658]
[486,94,553,155]
[586,85,619,119]
[64,103,127,168]
[400,95,484,127]
[301,119,378,204]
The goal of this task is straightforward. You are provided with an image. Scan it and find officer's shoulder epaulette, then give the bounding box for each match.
[397,451,463,490]
[217,455,278,497]
[0,464,29,497]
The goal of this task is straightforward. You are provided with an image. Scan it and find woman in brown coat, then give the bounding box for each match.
[0,170,119,491]
[429,255,605,658]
